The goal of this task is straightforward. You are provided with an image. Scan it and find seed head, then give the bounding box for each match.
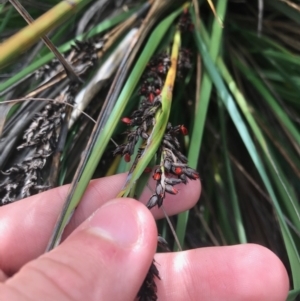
[165,184,178,195]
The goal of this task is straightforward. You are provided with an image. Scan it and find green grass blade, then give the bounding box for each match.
[0,5,14,34]
[188,0,227,166]
[218,98,247,243]
[234,62,300,145]
[266,0,300,24]
[46,6,184,250]
[176,0,228,248]
[0,0,94,68]
[287,289,300,301]
[216,58,300,289]
[0,7,137,94]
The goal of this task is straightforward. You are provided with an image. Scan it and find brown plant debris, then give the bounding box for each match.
[0,39,100,205]
[137,261,160,301]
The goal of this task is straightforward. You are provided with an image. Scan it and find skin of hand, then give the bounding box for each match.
[0,173,289,301]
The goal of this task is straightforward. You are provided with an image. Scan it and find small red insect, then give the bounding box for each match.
[153,172,161,181]
[174,167,182,175]
[124,153,131,162]
[180,125,188,136]
[121,117,131,125]
[148,93,155,102]
[144,167,152,173]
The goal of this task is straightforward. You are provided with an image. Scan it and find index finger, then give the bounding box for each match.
[0,173,200,275]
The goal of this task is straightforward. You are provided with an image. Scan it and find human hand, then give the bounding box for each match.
[0,173,289,300]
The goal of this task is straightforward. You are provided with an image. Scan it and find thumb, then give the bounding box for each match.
[1,198,158,301]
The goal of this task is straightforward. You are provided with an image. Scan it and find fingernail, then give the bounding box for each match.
[89,201,140,248]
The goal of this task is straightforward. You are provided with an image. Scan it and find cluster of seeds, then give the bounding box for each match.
[35,39,101,81]
[0,40,100,205]
[114,48,197,210]
[178,8,194,32]
[137,260,160,301]
[147,123,199,209]
[136,235,169,301]
[0,100,65,204]
[113,53,171,162]
[145,14,197,209]
[114,49,197,301]
[0,87,78,205]
[177,48,193,78]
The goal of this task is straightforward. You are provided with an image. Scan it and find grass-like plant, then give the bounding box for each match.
[0,0,299,300]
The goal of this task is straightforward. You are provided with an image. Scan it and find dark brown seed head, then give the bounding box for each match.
[165,184,178,195]
[165,177,182,185]
[180,174,188,184]
[156,183,164,197]
[185,167,199,179]
[157,236,170,251]
[147,194,159,209]
[164,159,172,171]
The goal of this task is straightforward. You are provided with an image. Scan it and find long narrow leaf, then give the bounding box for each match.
[46,4,185,250]
[176,0,228,248]
[0,0,94,68]
[193,16,300,288]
